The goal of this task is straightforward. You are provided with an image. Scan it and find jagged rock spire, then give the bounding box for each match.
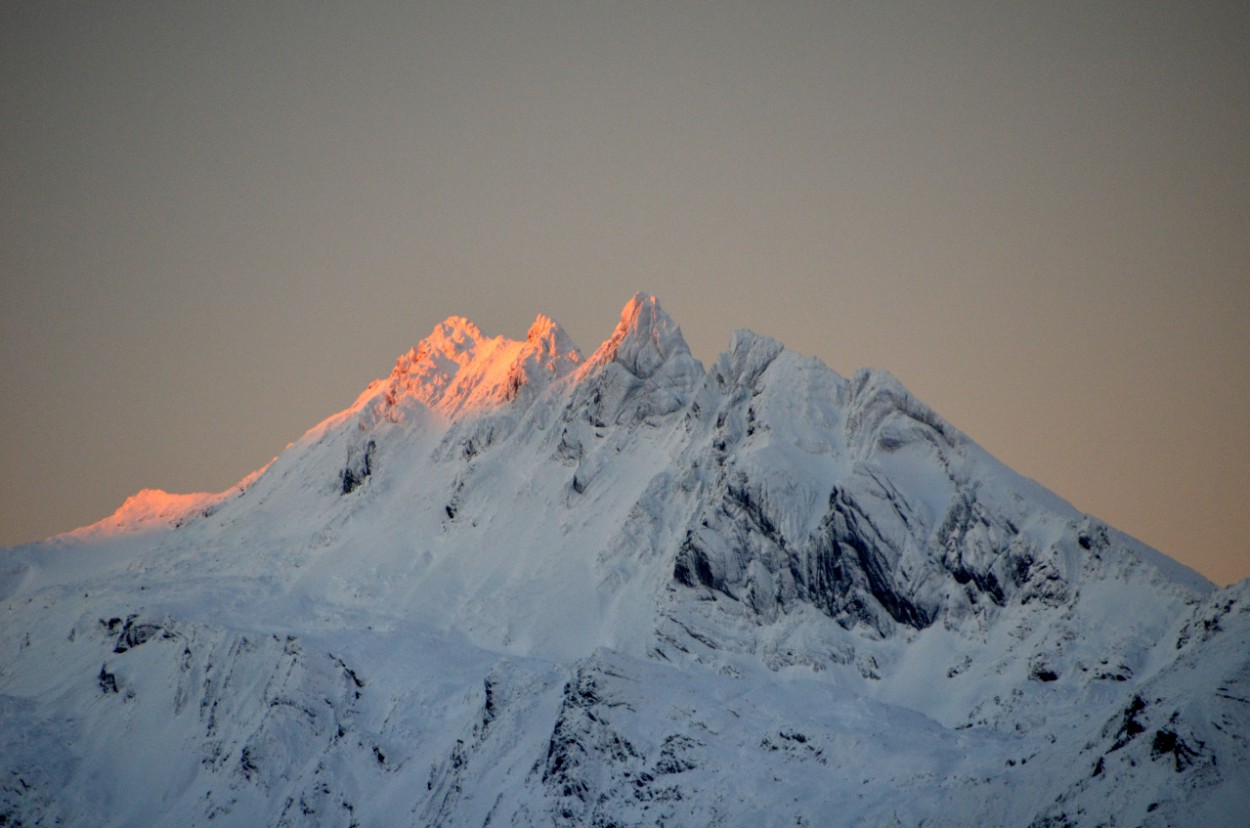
[584,293,692,379]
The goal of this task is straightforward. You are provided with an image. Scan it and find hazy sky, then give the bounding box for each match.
[2,2,1247,585]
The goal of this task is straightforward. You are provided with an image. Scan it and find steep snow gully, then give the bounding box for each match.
[3,294,1247,826]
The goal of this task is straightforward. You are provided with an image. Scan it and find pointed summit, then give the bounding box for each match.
[572,294,704,425]
[526,313,559,342]
[508,313,583,397]
[424,316,483,356]
[525,313,581,366]
[358,312,582,420]
[586,293,692,379]
[381,315,488,411]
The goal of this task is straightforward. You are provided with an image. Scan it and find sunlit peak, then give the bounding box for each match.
[425,316,483,354]
[527,313,559,342]
[69,488,219,539]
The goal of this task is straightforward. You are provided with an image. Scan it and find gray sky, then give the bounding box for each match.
[2,2,1247,584]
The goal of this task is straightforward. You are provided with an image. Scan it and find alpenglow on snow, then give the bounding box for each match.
[2,294,1247,827]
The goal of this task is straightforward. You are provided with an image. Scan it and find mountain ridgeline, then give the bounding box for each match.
[2,294,1247,827]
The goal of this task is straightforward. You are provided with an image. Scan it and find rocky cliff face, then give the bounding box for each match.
[2,294,1246,826]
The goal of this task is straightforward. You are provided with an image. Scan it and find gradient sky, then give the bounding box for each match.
[2,2,1247,585]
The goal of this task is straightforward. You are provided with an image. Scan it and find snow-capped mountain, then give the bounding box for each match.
[2,294,1247,827]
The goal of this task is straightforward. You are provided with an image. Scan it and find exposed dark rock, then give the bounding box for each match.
[1030,656,1061,683]
[540,667,642,826]
[97,665,119,694]
[240,747,259,781]
[673,532,717,590]
[1151,729,1204,772]
[1110,695,1148,752]
[112,616,163,653]
[801,490,934,631]
[340,440,376,495]
[482,678,498,729]
[652,735,700,776]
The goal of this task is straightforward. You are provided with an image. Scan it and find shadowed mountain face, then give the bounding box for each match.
[3,294,1247,827]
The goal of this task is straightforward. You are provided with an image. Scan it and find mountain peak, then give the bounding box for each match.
[366,311,582,419]
[525,313,580,362]
[425,315,483,354]
[585,292,692,379]
[526,312,558,342]
[9,293,1245,828]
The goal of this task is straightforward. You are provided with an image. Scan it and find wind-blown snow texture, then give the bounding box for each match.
[3,294,1247,827]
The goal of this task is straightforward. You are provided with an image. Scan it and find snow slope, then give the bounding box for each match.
[2,294,1246,827]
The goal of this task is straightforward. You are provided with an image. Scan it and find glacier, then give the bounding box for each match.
[1,293,1247,827]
